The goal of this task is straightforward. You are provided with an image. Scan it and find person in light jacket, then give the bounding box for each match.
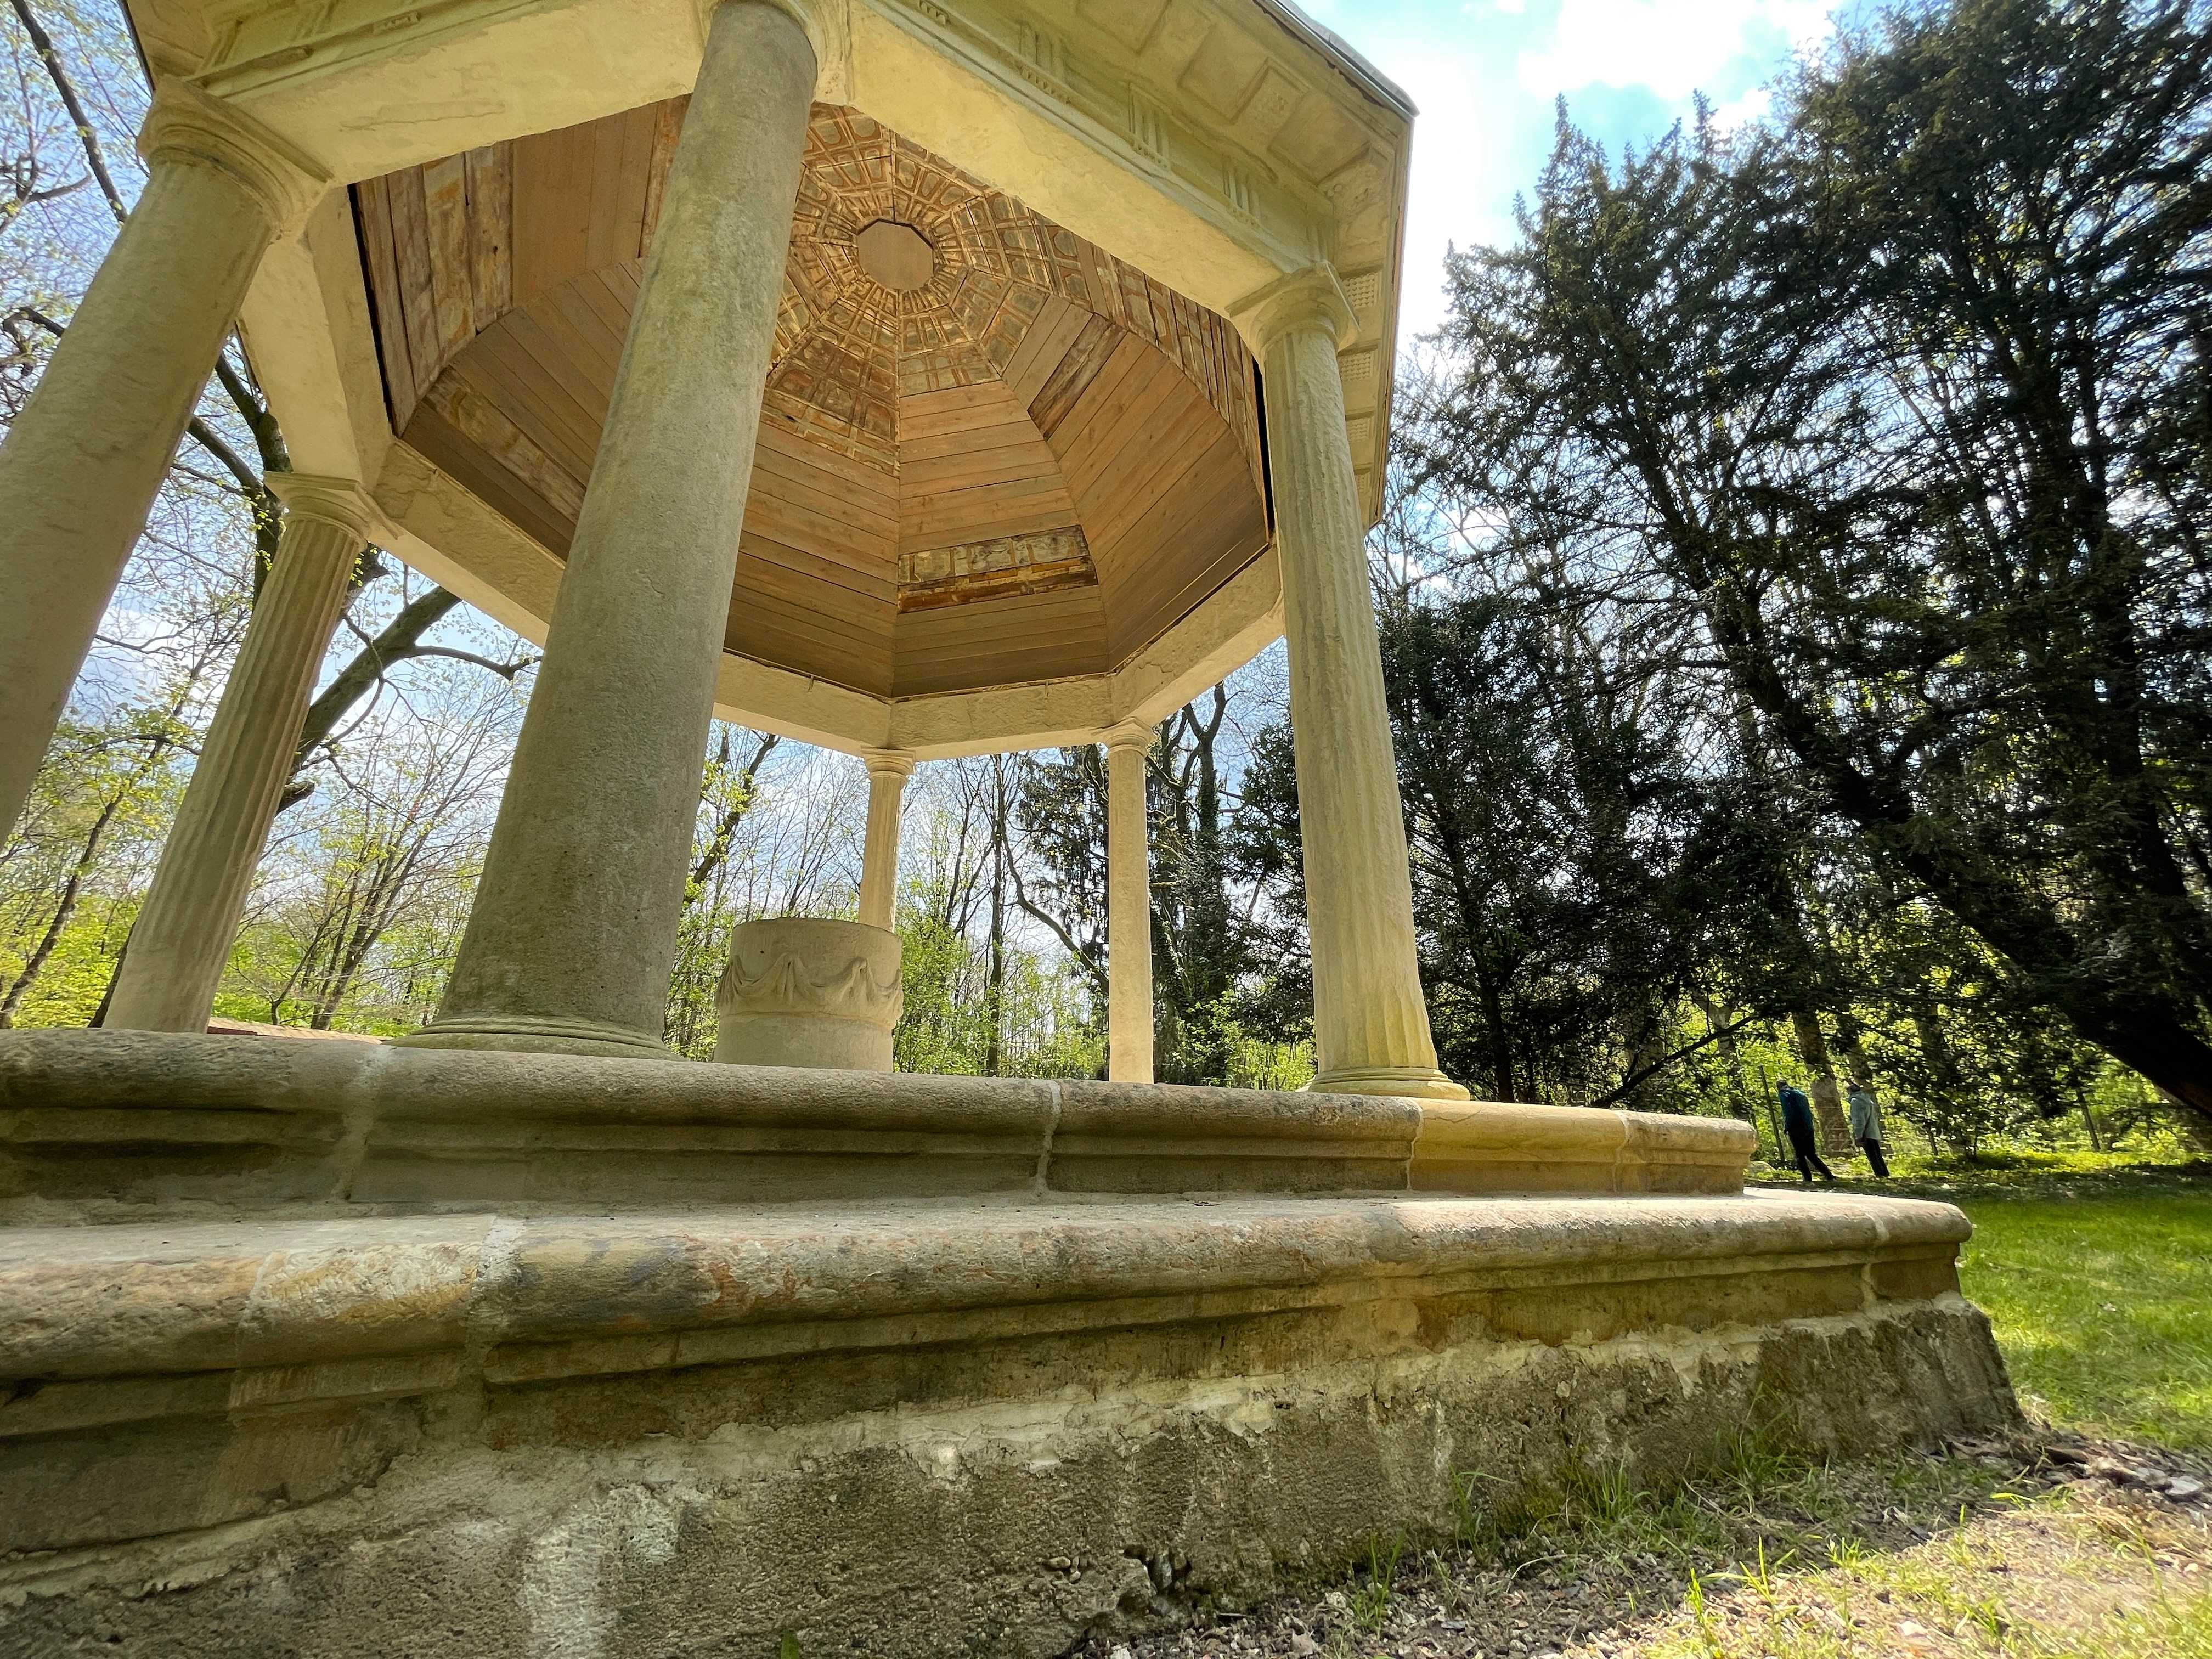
[1778,1080,1836,1183]
[1847,1083,1889,1178]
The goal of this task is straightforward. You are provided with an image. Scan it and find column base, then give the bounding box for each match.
[387,1013,675,1060]
[1308,1064,1472,1101]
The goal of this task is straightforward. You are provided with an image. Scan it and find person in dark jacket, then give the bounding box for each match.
[1778,1080,1836,1183]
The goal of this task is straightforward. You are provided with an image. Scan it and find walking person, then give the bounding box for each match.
[1778,1080,1836,1183]
[1848,1082,1890,1178]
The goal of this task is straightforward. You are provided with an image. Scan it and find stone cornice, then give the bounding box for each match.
[867,0,1328,276]
[137,78,329,232]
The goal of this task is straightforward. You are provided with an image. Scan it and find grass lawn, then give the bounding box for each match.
[1917,1161,2212,1453]
[1102,1156,2212,1659]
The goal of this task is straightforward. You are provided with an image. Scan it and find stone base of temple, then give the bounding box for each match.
[0,1033,2017,1656]
[0,1032,1754,1220]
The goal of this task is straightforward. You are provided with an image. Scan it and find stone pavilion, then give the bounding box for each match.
[0,0,2016,1651]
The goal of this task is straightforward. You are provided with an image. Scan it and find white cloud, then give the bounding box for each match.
[1711,85,1774,129]
[1379,54,1500,338]
[1517,0,1831,101]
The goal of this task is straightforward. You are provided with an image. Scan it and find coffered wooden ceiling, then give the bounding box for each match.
[353,100,1271,699]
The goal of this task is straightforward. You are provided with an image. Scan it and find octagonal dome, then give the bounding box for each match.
[355,101,1272,701]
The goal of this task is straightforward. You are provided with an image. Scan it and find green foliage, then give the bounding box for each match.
[891,907,1102,1080]
[1347,1531,1404,1631]
[1414,0,2212,1127]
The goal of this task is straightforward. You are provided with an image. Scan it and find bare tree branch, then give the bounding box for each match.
[277,587,464,812]
[689,731,780,891]
[184,414,263,499]
[399,645,538,679]
[8,0,128,223]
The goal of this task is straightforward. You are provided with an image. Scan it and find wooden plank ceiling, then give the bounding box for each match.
[354,102,1269,700]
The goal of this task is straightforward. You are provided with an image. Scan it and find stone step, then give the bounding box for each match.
[0,1030,1753,1220]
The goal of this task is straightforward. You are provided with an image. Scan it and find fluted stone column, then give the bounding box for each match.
[0,82,328,847]
[402,0,820,1056]
[106,477,376,1033]
[856,749,913,930]
[1233,267,1468,1101]
[1105,723,1155,1084]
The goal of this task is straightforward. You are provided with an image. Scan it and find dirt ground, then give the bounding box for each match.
[1076,1429,2212,1659]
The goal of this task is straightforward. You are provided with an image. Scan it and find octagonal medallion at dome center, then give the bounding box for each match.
[856,220,935,291]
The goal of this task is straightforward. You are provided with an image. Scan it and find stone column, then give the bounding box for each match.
[1233,267,1468,1101]
[856,750,913,931]
[400,0,821,1056]
[106,478,376,1033]
[1104,723,1154,1084]
[0,82,327,847]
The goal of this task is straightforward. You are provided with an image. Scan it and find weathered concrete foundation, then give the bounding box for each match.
[0,1032,2017,1656]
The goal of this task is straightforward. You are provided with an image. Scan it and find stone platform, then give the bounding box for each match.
[0,1032,2017,1657]
[0,1031,1753,1218]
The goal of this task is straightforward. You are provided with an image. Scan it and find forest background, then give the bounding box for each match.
[4,0,2208,1165]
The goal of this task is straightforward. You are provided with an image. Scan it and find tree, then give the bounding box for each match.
[1012,744,1109,1006]
[1418,0,2212,1128]
[230,658,521,1030]
[1147,687,1254,1084]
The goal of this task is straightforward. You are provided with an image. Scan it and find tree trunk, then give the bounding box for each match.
[1908,992,1975,1155]
[1832,1011,1877,1093]
[2073,1079,2104,1153]
[1789,1007,1852,1155]
[0,789,123,1026]
[983,760,1007,1077]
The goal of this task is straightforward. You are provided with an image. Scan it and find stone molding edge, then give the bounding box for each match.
[865,0,1314,275]
[0,1192,1977,1393]
[386,1012,676,1058]
[1310,1063,1473,1103]
[1229,263,1357,358]
[137,77,330,232]
[1411,1099,1757,1186]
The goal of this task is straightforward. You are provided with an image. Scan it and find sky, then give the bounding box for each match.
[1292,0,1848,340]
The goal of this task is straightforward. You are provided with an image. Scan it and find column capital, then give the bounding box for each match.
[1100,720,1152,755]
[137,80,330,234]
[1229,265,1356,358]
[697,0,839,93]
[861,747,915,781]
[266,472,387,544]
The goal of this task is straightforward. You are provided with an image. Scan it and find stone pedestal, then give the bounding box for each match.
[714,916,902,1071]
[402,0,818,1057]
[1234,267,1466,1102]
[1105,723,1155,1083]
[0,83,326,845]
[105,478,377,1034]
